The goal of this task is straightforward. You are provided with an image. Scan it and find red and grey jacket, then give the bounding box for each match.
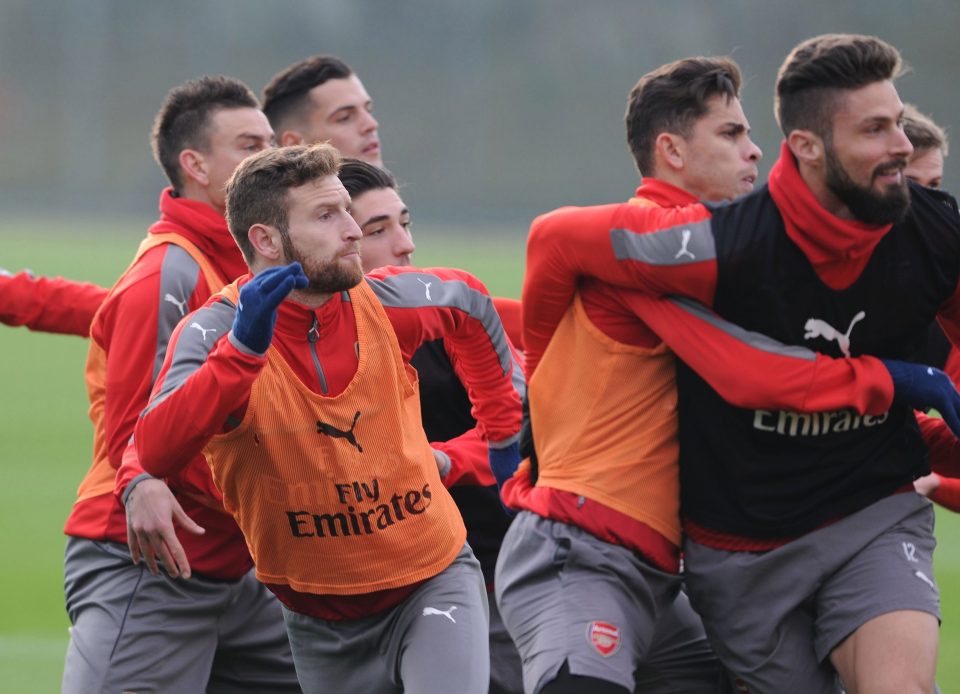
[135,265,522,619]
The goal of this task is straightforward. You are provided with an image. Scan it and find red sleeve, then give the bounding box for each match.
[0,271,107,336]
[115,438,148,500]
[136,310,263,479]
[432,428,496,488]
[369,266,523,444]
[95,247,216,478]
[492,296,523,351]
[622,292,894,415]
[522,202,715,376]
[917,413,960,479]
[927,474,960,513]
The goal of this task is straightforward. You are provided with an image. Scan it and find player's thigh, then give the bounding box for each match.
[820,503,939,692]
[281,606,395,694]
[207,569,300,694]
[390,544,490,694]
[633,588,725,694]
[683,539,838,694]
[488,591,524,694]
[62,538,219,694]
[496,512,676,693]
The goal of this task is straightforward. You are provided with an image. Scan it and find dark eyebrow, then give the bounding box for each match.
[360,207,408,229]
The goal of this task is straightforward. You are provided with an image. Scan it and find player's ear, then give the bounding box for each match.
[279,130,306,146]
[787,129,823,168]
[179,149,209,187]
[248,224,284,262]
[655,132,685,172]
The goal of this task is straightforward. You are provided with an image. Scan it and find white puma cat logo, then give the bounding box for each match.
[417,277,433,301]
[190,322,217,342]
[422,605,457,623]
[803,311,866,358]
[164,293,187,316]
[675,229,696,260]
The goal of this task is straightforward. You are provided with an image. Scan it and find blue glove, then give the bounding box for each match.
[231,263,308,354]
[882,359,960,437]
[489,441,521,516]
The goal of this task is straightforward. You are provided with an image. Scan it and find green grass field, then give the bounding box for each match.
[2,220,959,691]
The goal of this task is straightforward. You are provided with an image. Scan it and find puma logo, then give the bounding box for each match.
[416,277,433,301]
[914,570,936,590]
[164,293,187,316]
[675,229,696,260]
[189,322,217,342]
[422,605,457,623]
[803,311,865,358]
[316,411,363,453]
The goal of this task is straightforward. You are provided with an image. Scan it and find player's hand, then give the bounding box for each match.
[489,441,521,516]
[432,448,451,479]
[230,263,308,354]
[914,472,942,498]
[882,359,960,438]
[125,478,205,579]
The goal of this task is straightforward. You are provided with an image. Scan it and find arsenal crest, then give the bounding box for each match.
[586,620,621,657]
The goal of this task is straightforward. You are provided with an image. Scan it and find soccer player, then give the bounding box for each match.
[59,76,303,693]
[134,143,523,694]
[339,158,525,693]
[262,54,383,166]
[521,34,960,692]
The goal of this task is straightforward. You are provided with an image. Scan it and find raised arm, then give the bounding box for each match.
[0,270,107,336]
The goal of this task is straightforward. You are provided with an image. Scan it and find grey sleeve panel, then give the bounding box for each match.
[610,218,715,266]
[667,296,817,362]
[142,299,236,415]
[366,273,513,376]
[153,245,202,384]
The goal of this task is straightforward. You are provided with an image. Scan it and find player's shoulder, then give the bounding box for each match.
[532,202,625,230]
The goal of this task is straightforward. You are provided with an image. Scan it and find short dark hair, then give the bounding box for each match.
[775,34,903,138]
[625,57,742,177]
[262,55,353,131]
[339,158,397,200]
[150,75,259,192]
[902,103,949,157]
[225,144,342,265]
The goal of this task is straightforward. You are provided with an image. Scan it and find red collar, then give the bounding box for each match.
[768,141,892,289]
[148,188,248,283]
[633,178,700,208]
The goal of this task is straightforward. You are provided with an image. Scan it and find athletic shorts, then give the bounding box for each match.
[495,511,723,693]
[683,492,939,694]
[488,590,524,694]
[282,542,490,694]
[61,536,300,694]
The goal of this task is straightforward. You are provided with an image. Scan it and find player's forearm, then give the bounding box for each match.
[0,272,106,335]
[637,295,893,415]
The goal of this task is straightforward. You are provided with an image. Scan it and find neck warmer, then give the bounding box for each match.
[768,141,892,290]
